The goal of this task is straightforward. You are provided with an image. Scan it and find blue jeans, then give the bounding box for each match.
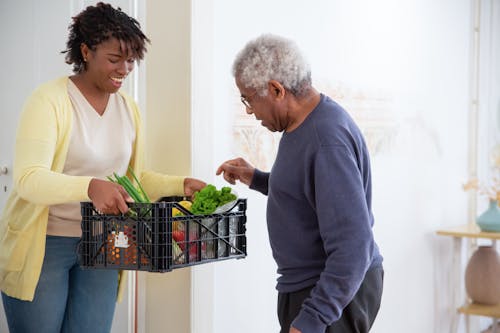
[2,235,118,333]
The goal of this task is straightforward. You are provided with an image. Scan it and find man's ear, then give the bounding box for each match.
[268,80,285,99]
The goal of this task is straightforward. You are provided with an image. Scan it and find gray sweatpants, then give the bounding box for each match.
[277,266,384,333]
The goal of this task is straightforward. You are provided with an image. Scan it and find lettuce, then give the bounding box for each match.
[191,184,237,215]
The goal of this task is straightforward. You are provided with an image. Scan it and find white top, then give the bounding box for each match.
[46,79,136,237]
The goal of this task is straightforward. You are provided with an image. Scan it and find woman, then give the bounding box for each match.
[0,3,205,332]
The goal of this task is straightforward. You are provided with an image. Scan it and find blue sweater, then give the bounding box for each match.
[250,94,383,332]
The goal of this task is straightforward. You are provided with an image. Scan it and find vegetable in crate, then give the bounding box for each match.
[172,229,206,262]
[191,184,237,214]
[107,166,150,203]
[172,200,192,232]
[107,168,193,264]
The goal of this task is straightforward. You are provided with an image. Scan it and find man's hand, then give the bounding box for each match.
[216,157,255,186]
[88,178,133,215]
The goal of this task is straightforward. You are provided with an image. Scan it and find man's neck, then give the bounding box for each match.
[285,88,321,132]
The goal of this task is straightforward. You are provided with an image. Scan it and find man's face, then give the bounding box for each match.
[236,77,286,132]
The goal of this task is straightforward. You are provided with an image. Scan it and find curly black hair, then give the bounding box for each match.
[62,2,150,73]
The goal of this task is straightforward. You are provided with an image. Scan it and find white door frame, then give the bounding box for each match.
[191,1,217,332]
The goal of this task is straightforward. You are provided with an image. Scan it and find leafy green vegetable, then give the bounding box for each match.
[107,168,150,203]
[108,170,183,253]
[191,184,237,215]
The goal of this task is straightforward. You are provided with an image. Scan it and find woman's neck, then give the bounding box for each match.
[70,74,110,115]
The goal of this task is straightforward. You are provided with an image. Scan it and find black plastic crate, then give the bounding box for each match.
[78,197,247,272]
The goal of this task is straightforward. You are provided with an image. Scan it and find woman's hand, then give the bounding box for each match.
[290,326,301,333]
[216,157,255,186]
[88,178,133,215]
[184,177,206,198]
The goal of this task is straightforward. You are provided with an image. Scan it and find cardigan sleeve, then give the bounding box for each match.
[13,82,92,205]
[139,170,185,202]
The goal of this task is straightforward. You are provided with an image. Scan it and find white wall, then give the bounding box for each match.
[191,0,481,332]
[143,1,193,333]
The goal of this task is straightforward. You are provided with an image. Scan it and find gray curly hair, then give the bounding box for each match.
[232,34,312,97]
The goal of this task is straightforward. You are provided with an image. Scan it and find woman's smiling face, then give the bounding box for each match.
[82,37,136,93]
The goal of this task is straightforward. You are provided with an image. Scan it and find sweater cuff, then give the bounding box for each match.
[249,169,268,195]
[140,171,185,202]
[291,309,327,333]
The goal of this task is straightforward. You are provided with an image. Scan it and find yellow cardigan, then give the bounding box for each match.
[0,76,185,301]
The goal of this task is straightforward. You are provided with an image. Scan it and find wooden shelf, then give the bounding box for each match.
[437,225,500,320]
[436,224,500,240]
[458,302,500,318]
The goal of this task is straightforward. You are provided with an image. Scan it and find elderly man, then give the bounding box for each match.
[217,34,384,333]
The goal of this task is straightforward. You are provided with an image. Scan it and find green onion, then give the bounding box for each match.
[108,171,149,203]
[128,166,151,203]
[108,170,185,261]
[113,172,143,203]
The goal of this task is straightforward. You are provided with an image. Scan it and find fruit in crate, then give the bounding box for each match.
[172,200,192,231]
[172,229,206,262]
[172,230,187,248]
[172,200,192,216]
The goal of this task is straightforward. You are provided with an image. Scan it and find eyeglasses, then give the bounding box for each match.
[240,91,258,109]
